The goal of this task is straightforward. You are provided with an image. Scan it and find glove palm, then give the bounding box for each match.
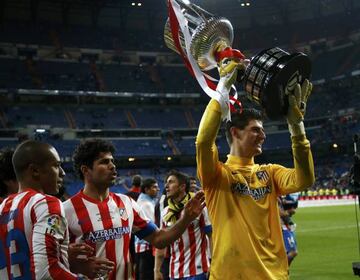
[285,79,313,136]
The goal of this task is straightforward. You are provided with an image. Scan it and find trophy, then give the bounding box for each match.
[164,0,311,120]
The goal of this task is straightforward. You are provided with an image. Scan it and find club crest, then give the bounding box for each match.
[119,207,128,220]
[256,171,269,182]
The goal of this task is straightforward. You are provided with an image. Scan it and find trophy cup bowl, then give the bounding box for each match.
[243,47,311,120]
[190,17,233,71]
[164,17,234,71]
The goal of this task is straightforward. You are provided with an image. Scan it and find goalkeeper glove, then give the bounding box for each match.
[285,78,313,136]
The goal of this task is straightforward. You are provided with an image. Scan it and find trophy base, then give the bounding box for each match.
[244,47,312,120]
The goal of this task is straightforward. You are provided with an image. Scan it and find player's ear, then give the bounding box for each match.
[28,163,41,179]
[230,126,241,140]
[80,165,90,177]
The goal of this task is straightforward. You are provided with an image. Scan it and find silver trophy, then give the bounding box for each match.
[164,0,312,120]
[164,0,237,71]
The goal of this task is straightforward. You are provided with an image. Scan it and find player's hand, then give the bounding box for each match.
[215,58,248,120]
[286,79,313,125]
[218,58,248,90]
[84,257,115,279]
[68,244,114,279]
[181,191,206,222]
[285,79,313,136]
[73,257,114,279]
[68,243,95,274]
[68,243,94,261]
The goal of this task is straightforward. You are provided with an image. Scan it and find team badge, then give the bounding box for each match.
[119,207,128,221]
[256,170,269,182]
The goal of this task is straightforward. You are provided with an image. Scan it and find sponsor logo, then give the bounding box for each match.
[231,183,271,200]
[83,226,130,243]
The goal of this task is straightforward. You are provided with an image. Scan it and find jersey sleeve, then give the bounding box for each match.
[272,134,315,195]
[130,198,158,240]
[202,207,212,234]
[140,201,155,221]
[196,99,223,188]
[31,196,79,280]
[159,206,170,230]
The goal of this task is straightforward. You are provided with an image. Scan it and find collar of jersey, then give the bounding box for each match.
[226,154,254,167]
[138,193,156,204]
[80,189,110,204]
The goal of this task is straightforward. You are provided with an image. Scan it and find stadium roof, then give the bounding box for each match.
[2,0,359,32]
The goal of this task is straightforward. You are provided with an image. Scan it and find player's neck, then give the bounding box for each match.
[173,191,187,203]
[83,183,109,202]
[18,181,43,194]
[230,144,254,159]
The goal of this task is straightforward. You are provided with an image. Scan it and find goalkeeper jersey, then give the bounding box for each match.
[196,99,315,280]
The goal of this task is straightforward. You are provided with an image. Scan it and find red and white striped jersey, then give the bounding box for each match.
[0,189,78,280]
[161,207,212,279]
[63,190,158,280]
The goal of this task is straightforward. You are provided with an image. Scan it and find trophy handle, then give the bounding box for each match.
[172,0,215,26]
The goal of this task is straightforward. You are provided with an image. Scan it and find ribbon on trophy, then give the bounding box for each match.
[166,0,244,121]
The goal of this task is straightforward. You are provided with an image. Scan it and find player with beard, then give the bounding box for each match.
[64,139,206,280]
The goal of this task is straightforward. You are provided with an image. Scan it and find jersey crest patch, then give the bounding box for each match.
[256,170,269,182]
[45,215,63,236]
[119,207,128,220]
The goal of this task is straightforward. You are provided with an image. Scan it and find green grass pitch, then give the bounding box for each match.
[289,204,359,279]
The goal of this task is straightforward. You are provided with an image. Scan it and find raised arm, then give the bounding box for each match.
[196,99,223,186]
[274,79,315,194]
[196,60,242,187]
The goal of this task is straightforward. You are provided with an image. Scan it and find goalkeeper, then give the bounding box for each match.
[196,59,315,279]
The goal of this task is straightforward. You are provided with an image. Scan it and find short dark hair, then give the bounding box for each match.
[189,176,197,181]
[132,175,142,187]
[12,140,54,181]
[73,139,116,180]
[188,176,198,191]
[141,177,157,193]
[0,147,16,197]
[225,108,263,145]
[165,170,189,193]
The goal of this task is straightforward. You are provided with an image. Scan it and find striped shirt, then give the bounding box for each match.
[161,207,212,279]
[63,190,158,280]
[0,189,78,280]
